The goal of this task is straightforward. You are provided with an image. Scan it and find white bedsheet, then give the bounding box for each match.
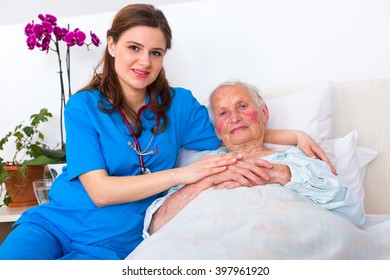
[127,185,390,260]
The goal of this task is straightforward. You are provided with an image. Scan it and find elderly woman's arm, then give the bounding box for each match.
[274,148,365,227]
[147,179,212,235]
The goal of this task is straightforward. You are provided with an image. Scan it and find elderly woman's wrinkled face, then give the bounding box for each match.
[211,85,269,150]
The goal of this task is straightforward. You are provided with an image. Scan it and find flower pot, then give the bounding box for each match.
[3,165,45,208]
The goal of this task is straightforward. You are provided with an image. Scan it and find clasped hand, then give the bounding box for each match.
[178,153,278,190]
[211,156,280,189]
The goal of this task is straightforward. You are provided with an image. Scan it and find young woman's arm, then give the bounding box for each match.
[79,153,240,207]
[80,152,274,207]
[264,129,337,175]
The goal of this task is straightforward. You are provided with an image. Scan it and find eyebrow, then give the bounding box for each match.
[126,40,166,53]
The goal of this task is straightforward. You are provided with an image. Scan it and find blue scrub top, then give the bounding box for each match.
[15,87,221,259]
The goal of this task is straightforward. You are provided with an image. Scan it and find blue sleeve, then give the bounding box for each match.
[271,148,365,227]
[172,88,221,150]
[64,90,107,181]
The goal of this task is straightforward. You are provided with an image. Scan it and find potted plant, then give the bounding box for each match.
[21,14,100,182]
[0,108,65,208]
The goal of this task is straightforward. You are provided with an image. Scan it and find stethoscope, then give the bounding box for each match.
[118,102,160,175]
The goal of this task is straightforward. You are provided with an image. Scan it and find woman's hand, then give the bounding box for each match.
[267,164,292,185]
[176,152,243,185]
[295,131,337,175]
[212,157,273,189]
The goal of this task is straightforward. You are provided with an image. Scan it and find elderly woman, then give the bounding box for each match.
[144,81,365,236]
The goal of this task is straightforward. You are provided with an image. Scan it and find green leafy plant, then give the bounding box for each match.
[0,159,12,206]
[0,108,65,207]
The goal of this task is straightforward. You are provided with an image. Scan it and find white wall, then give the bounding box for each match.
[1,0,389,161]
[0,13,112,160]
[161,0,390,101]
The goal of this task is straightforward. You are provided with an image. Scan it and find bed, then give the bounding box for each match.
[127,77,390,260]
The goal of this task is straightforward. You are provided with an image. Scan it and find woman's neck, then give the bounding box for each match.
[123,89,147,112]
[228,141,271,156]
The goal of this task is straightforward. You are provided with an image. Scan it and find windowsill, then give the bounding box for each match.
[0,206,31,223]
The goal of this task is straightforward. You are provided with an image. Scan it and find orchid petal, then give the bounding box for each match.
[64,31,76,46]
[64,29,86,47]
[54,26,69,41]
[24,21,34,36]
[41,21,53,35]
[75,30,86,45]
[45,14,57,25]
[53,26,61,40]
[90,31,100,47]
[32,24,43,39]
[41,36,51,53]
[38,14,57,26]
[60,28,69,39]
[26,35,37,50]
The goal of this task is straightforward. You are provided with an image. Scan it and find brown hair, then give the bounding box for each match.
[79,4,173,135]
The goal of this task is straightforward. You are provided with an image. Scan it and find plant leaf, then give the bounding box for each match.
[32,145,66,159]
[3,196,12,206]
[23,126,35,137]
[24,155,63,166]
[41,147,66,159]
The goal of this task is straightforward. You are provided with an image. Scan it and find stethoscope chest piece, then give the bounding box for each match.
[137,167,151,175]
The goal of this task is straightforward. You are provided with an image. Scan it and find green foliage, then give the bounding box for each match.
[0,108,66,207]
[0,108,53,164]
[25,145,66,165]
[0,158,11,207]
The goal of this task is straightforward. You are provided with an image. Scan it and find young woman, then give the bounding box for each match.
[0,4,333,260]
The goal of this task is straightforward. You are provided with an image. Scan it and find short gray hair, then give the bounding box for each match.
[207,81,265,124]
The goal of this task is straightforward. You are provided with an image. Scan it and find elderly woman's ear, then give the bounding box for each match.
[261,103,270,125]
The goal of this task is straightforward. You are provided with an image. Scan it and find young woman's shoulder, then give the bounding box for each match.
[66,89,104,109]
[170,87,202,103]
[171,86,195,97]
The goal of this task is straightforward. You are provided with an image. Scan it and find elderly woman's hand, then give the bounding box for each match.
[212,157,273,189]
[266,164,292,185]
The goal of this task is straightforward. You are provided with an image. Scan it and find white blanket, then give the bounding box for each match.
[127,185,390,260]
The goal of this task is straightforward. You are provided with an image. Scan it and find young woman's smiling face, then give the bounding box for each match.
[211,85,269,151]
[108,25,166,96]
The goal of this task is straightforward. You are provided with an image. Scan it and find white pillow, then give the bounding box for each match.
[175,149,215,168]
[325,130,377,202]
[355,146,378,183]
[263,83,334,156]
[266,83,333,142]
